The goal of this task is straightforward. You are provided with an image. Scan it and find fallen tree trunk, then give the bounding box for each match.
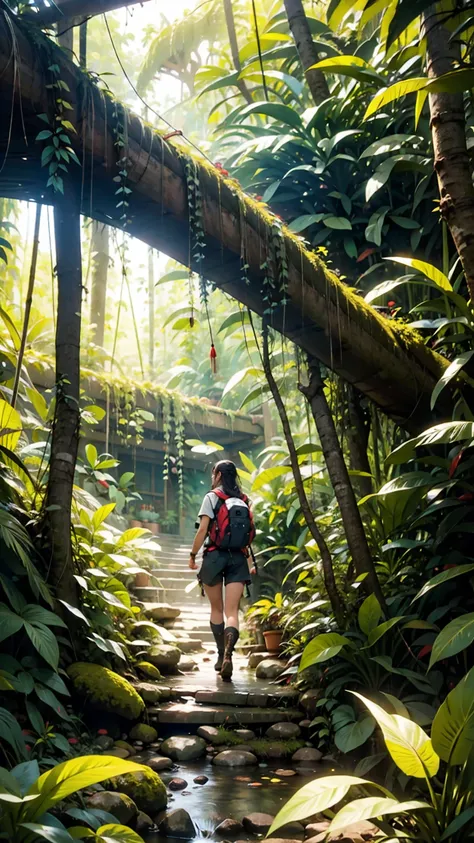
[0,11,453,431]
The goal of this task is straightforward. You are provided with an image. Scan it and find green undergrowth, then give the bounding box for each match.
[246,738,305,758]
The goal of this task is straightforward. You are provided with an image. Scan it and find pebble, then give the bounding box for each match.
[193,775,209,785]
[168,778,188,791]
[274,769,297,777]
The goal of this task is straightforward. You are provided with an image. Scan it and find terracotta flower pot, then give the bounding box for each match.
[149,523,160,535]
[263,630,283,653]
[134,572,151,588]
[130,519,143,528]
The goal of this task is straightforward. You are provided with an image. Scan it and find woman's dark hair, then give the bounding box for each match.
[213,460,242,497]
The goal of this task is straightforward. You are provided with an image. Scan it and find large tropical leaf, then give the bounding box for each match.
[329,796,429,833]
[386,256,453,291]
[267,776,378,835]
[413,564,474,602]
[353,693,439,778]
[431,351,474,410]
[387,422,474,465]
[299,633,350,671]
[364,78,428,119]
[358,594,382,636]
[236,101,303,130]
[431,666,474,765]
[27,756,147,818]
[429,614,474,669]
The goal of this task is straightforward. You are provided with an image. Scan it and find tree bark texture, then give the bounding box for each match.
[345,384,372,500]
[301,358,386,609]
[46,184,82,609]
[283,0,330,106]
[262,325,345,624]
[89,220,109,347]
[148,246,155,379]
[422,5,474,301]
[223,0,252,104]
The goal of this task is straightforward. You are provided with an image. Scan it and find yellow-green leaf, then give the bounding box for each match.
[329,796,429,833]
[268,776,373,835]
[431,666,474,765]
[0,399,22,452]
[352,693,439,778]
[386,256,453,291]
[92,503,116,530]
[364,78,428,119]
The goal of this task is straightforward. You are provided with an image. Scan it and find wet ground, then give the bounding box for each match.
[144,758,335,842]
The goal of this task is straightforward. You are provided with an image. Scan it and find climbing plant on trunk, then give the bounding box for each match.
[46,184,81,611]
[422,4,474,302]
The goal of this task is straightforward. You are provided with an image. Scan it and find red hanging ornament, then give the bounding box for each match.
[210,343,217,374]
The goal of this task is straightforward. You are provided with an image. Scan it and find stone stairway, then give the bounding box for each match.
[134,533,213,646]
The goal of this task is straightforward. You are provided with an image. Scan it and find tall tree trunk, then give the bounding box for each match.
[223,0,252,104]
[345,384,372,500]
[46,184,82,609]
[422,5,474,301]
[300,358,386,609]
[89,221,109,347]
[262,325,344,624]
[283,0,330,106]
[148,246,155,379]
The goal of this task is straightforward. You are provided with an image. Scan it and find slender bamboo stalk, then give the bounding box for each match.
[11,203,42,409]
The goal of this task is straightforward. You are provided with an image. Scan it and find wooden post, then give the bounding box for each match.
[46,183,82,609]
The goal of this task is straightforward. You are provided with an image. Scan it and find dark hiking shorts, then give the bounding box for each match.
[199,549,250,588]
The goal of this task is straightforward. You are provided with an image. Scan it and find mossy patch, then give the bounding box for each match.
[110,768,167,814]
[246,738,305,758]
[129,723,158,744]
[68,662,144,720]
[135,661,162,680]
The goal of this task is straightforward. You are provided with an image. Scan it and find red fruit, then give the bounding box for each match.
[97,729,108,735]
[418,644,433,659]
[255,195,263,201]
[443,564,457,570]
[387,300,396,307]
[357,247,376,263]
[458,492,474,501]
[98,479,109,489]
[68,737,78,745]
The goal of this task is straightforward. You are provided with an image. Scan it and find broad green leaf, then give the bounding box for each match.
[28,756,148,817]
[95,824,144,842]
[222,367,261,398]
[429,613,474,669]
[360,134,420,159]
[26,388,48,422]
[155,269,189,285]
[366,155,429,201]
[334,717,375,753]
[427,68,474,94]
[440,806,474,841]
[21,605,66,628]
[415,89,428,129]
[364,616,405,648]
[268,776,373,835]
[432,666,474,765]
[358,594,382,636]
[24,622,59,669]
[388,421,474,464]
[252,466,289,491]
[352,693,439,778]
[85,443,98,468]
[431,351,474,410]
[365,78,428,119]
[237,101,303,130]
[413,564,474,602]
[0,399,22,452]
[309,55,382,83]
[329,797,429,833]
[323,216,352,230]
[386,256,453,291]
[18,824,73,842]
[218,310,249,334]
[0,706,28,760]
[299,633,350,671]
[35,686,70,719]
[0,604,24,642]
[376,472,433,494]
[288,214,325,232]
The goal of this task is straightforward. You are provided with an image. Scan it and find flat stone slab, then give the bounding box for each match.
[149,703,302,726]
[194,688,299,707]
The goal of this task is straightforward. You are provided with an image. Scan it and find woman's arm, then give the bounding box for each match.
[189,515,211,570]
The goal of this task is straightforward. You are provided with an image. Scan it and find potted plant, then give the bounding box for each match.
[246,592,285,652]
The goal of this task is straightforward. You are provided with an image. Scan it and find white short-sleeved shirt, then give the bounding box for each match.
[198,488,222,520]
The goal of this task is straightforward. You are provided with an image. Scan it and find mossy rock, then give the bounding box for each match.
[68,662,144,720]
[114,740,136,755]
[110,768,167,814]
[129,723,158,744]
[136,661,162,680]
[246,738,305,759]
[148,644,181,672]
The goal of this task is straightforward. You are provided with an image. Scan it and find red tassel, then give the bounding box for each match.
[210,343,217,374]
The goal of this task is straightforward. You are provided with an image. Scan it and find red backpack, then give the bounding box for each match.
[207,489,256,552]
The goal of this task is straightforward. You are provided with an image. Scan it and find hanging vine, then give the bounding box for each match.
[112,99,132,226]
[173,395,186,509]
[36,61,80,193]
[162,393,172,483]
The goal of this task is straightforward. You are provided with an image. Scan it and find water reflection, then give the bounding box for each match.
[144,758,333,843]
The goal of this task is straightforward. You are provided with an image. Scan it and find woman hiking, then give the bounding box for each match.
[189,460,256,680]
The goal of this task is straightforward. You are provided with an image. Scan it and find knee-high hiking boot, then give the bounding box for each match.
[220,626,239,681]
[210,622,225,671]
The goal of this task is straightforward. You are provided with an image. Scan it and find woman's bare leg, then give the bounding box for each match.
[204,583,224,624]
[224,581,245,628]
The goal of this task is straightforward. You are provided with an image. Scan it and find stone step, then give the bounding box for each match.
[148,702,302,726]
